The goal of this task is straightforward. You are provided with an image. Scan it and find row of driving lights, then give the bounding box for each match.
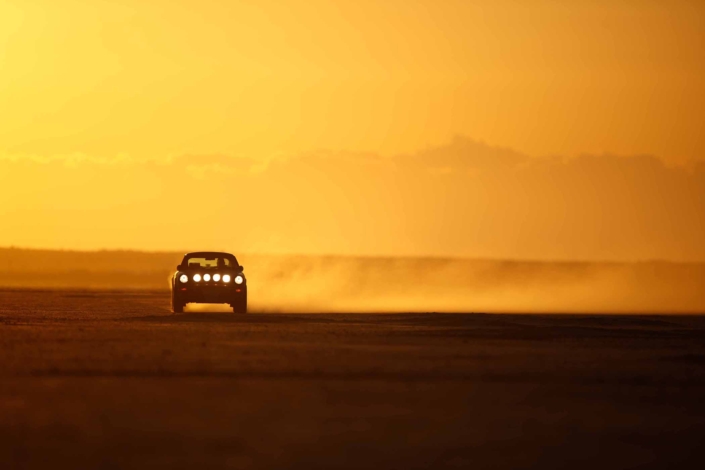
[179,273,243,284]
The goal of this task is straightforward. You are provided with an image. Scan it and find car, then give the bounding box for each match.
[171,252,247,313]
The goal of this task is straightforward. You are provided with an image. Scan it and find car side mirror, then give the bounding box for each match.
[237,265,244,273]
[177,264,184,271]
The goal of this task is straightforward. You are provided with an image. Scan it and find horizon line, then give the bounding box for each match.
[1,245,703,266]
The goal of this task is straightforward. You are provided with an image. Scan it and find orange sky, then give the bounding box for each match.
[1,0,704,260]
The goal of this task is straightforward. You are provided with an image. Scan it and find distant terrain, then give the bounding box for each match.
[1,247,704,313]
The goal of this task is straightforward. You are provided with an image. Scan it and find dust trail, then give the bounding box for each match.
[1,248,704,313]
[242,256,705,314]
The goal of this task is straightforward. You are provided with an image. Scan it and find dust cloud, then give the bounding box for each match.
[1,248,703,313]
[244,256,705,314]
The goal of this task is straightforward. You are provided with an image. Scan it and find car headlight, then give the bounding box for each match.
[235,275,244,285]
[204,274,211,282]
[213,273,221,282]
[179,274,188,283]
[222,274,231,283]
[193,273,202,282]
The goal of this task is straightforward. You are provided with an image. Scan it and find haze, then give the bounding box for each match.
[1,0,704,261]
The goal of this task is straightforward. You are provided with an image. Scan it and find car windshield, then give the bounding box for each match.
[184,256,235,269]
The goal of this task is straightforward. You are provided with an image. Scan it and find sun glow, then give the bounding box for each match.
[1,1,703,261]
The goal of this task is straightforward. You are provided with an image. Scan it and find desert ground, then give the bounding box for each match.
[1,289,704,469]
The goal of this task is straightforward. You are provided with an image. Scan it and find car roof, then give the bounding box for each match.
[184,251,236,258]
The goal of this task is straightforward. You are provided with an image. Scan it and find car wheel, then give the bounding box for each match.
[172,296,184,314]
[232,298,247,314]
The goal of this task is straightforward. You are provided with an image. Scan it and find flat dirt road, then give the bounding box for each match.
[1,289,704,469]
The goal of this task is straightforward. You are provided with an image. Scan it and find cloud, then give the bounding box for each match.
[1,137,704,261]
[0,151,137,167]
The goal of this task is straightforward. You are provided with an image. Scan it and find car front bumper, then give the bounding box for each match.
[174,285,246,304]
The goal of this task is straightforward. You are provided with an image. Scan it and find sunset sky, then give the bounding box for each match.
[1,0,704,260]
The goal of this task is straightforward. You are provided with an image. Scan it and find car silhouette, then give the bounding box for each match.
[171,252,247,313]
